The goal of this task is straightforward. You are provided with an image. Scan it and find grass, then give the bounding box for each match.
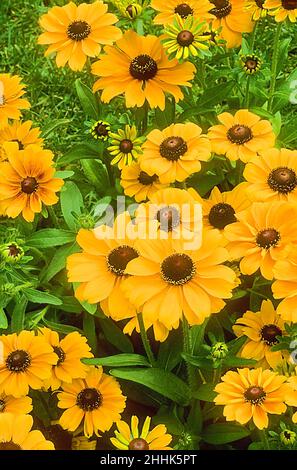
[0,0,91,155]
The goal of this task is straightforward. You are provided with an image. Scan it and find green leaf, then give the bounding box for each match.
[82,354,150,368]
[182,353,213,369]
[83,313,97,353]
[43,319,84,335]
[201,423,250,445]
[75,79,100,120]
[98,318,133,353]
[24,288,62,306]
[157,328,182,371]
[55,170,74,179]
[0,308,8,329]
[41,119,71,139]
[110,368,190,405]
[27,229,75,248]
[81,159,110,193]
[193,383,216,402]
[60,181,83,230]
[188,173,223,197]
[223,357,257,367]
[154,98,175,128]
[41,243,78,283]
[11,296,27,333]
[57,142,102,166]
[178,81,235,121]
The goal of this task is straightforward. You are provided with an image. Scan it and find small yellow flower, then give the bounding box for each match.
[245,0,268,21]
[111,415,172,450]
[162,15,210,60]
[264,0,297,22]
[108,125,143,169]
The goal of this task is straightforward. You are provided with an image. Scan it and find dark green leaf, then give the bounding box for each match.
[11,296,27,333]
[223,357,257,367]
[110,367,190,405]
[43,319,84,335]
[81,159,109,193]
[202,423,250,445]
[193,383,216,402]
[57,142,102,166]
[41,243,78,283]
[83,313,97,353]
[99,318,133,353]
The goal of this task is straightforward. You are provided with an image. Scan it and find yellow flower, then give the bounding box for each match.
[38,327,93,391]
[123,230,236,333]
[240,54,262,75]
[58,366,126,438]
[120,162,167,202]
[0,393,32,415]
[0,142,64,222]
[151,0,214,25]
[67,212,138,321]
[272,247,297,322]
[245,0,268,20]
[108,125,143,169]
[214,368,291,429]
[225,201,297,280]
[233,300,287,368]
[140,123,211,184]
[111,415,172,450]
[135,187,202,241]
[0,74,30,129]
[208,109,275,162]
[189,183,251,233]
[38,1,122,71]
[0,330,57,397]
[264,0,297,22]
[243,148,297,202]
[92,30,196,110]
[0,413,54,450]
[209,0,254,48]
[0,120,43,162]
[90,120,110,141]
[162,15,211,60]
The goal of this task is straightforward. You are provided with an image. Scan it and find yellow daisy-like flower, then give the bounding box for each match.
[38,328,93,391]
[188,183,251,233]
[38,1,122,71]
[264,0,297,22]
[243,148,297,202]
[140,123,211,184]
[111,415,172,450]
[120,162,167,202]
[209,0,254,48]
[135,187,202,242]
[245,0,268,20]
[108,125,143,169]
[90,120,110,141]
[272,248,297,322]
[67,212,138,321]
[233,300,287,368]
[151,0,214,25]
[162,15,210,60]
[225,201,297,280]
[0,142,64,222]
[58,366,126,438]
[0,393,32,415]
[240,54,262,75]
[91,30,196,110]
[0,413,54,450]
[123,230,236,332]
[0,74,30,129]
[214,368,291,429]
[0,120,43,162]
[208,109,276,162]
[0,330,57,397]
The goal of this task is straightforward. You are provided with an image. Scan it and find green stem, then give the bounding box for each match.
[137,312,155,366]
[47,206,59,228]
[267,22,282,113]
[236,160,244,185]
[244,76,251,108]
[251,21,258,51]
[182,316,195,390]
[141,102,148,134]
